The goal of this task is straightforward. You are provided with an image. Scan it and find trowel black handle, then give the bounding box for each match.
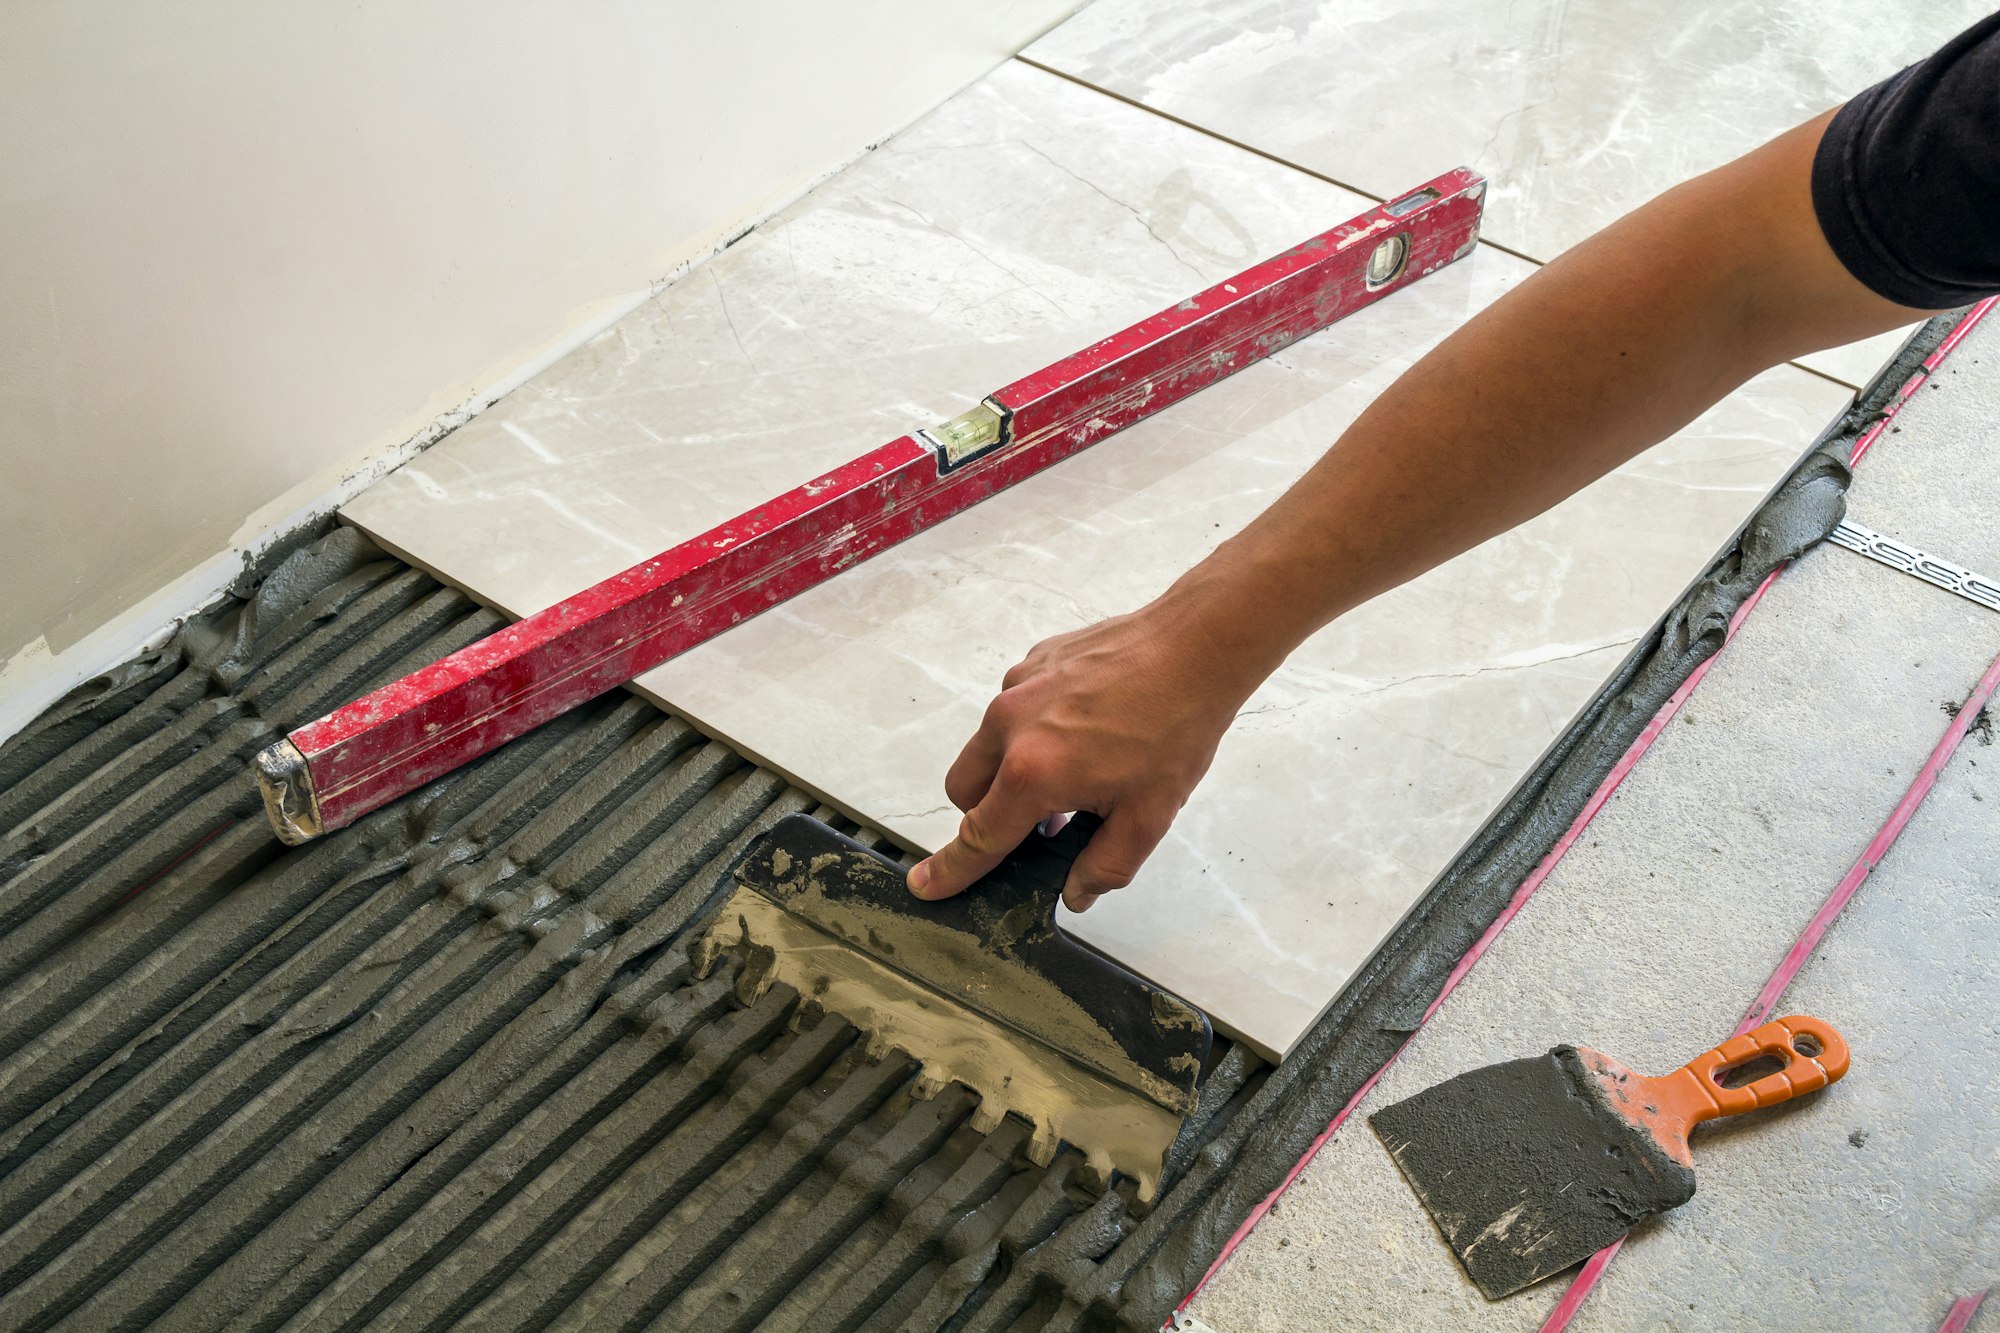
[995,811,1104,925]
[1033,812,1103,878]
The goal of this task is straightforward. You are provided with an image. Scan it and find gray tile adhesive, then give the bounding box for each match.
[0,313,1962,1330]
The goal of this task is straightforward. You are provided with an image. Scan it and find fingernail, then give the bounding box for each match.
[907,860,932,898]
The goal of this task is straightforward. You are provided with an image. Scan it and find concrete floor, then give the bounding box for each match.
[1187,313,2000,1329]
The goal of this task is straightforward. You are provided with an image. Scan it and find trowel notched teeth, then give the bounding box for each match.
[719,951,1085,1181]
[1027,1119,1061,1168]
[698,817,1213,1204]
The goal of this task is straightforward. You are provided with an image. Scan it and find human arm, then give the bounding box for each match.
[908,108,1941,911]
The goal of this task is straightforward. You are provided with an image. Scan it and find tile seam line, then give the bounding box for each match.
[1171,295,1994,1323]
[1010,55,1866,394]
[1011,55,1541,266]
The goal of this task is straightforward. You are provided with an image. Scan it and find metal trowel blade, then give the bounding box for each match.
[696,813,1213,1201]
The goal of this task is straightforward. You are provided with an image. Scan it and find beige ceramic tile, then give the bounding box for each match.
[345,61,1850,1057]
[1025,0,1975,385]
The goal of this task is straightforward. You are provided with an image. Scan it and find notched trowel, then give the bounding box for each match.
[695,812,1213,1201]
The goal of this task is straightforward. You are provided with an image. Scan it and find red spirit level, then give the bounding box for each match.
[254,168,1487,843]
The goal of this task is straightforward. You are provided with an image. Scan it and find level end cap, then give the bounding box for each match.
[253,738,323,845]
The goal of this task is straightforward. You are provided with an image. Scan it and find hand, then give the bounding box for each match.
[906,596,1267,913]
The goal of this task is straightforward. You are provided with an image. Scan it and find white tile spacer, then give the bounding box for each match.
[1165,1312,1225,1333]
[1828,519,2000,613]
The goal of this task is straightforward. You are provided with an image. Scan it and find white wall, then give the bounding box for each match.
[0,0,1078,737]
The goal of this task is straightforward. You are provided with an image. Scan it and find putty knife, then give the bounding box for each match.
[696,812,1213,1201]
[1370,1015,1850,1298]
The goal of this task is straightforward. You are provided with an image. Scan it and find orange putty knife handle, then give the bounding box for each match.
[1649,1014,1850,1130]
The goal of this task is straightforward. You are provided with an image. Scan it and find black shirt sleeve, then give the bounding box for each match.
[1811,12,2000,309]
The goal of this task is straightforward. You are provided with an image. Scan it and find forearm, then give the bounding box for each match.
[912,110,1930,907]
[1156,111,1927,691]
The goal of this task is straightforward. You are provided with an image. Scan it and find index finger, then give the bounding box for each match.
[907,772,1048,901]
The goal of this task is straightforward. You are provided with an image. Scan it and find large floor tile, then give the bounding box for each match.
[1803,325,1917,393]
[345,60,1850,1057]
[1026,0,1978,385]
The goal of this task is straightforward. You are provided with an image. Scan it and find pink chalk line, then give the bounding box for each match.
[1171,299,1997,1326]
[1740,645,2000,1032]
[1939,1291,1989,1333]
[1851,296,1996,467]
[1540,645,2000,1332]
